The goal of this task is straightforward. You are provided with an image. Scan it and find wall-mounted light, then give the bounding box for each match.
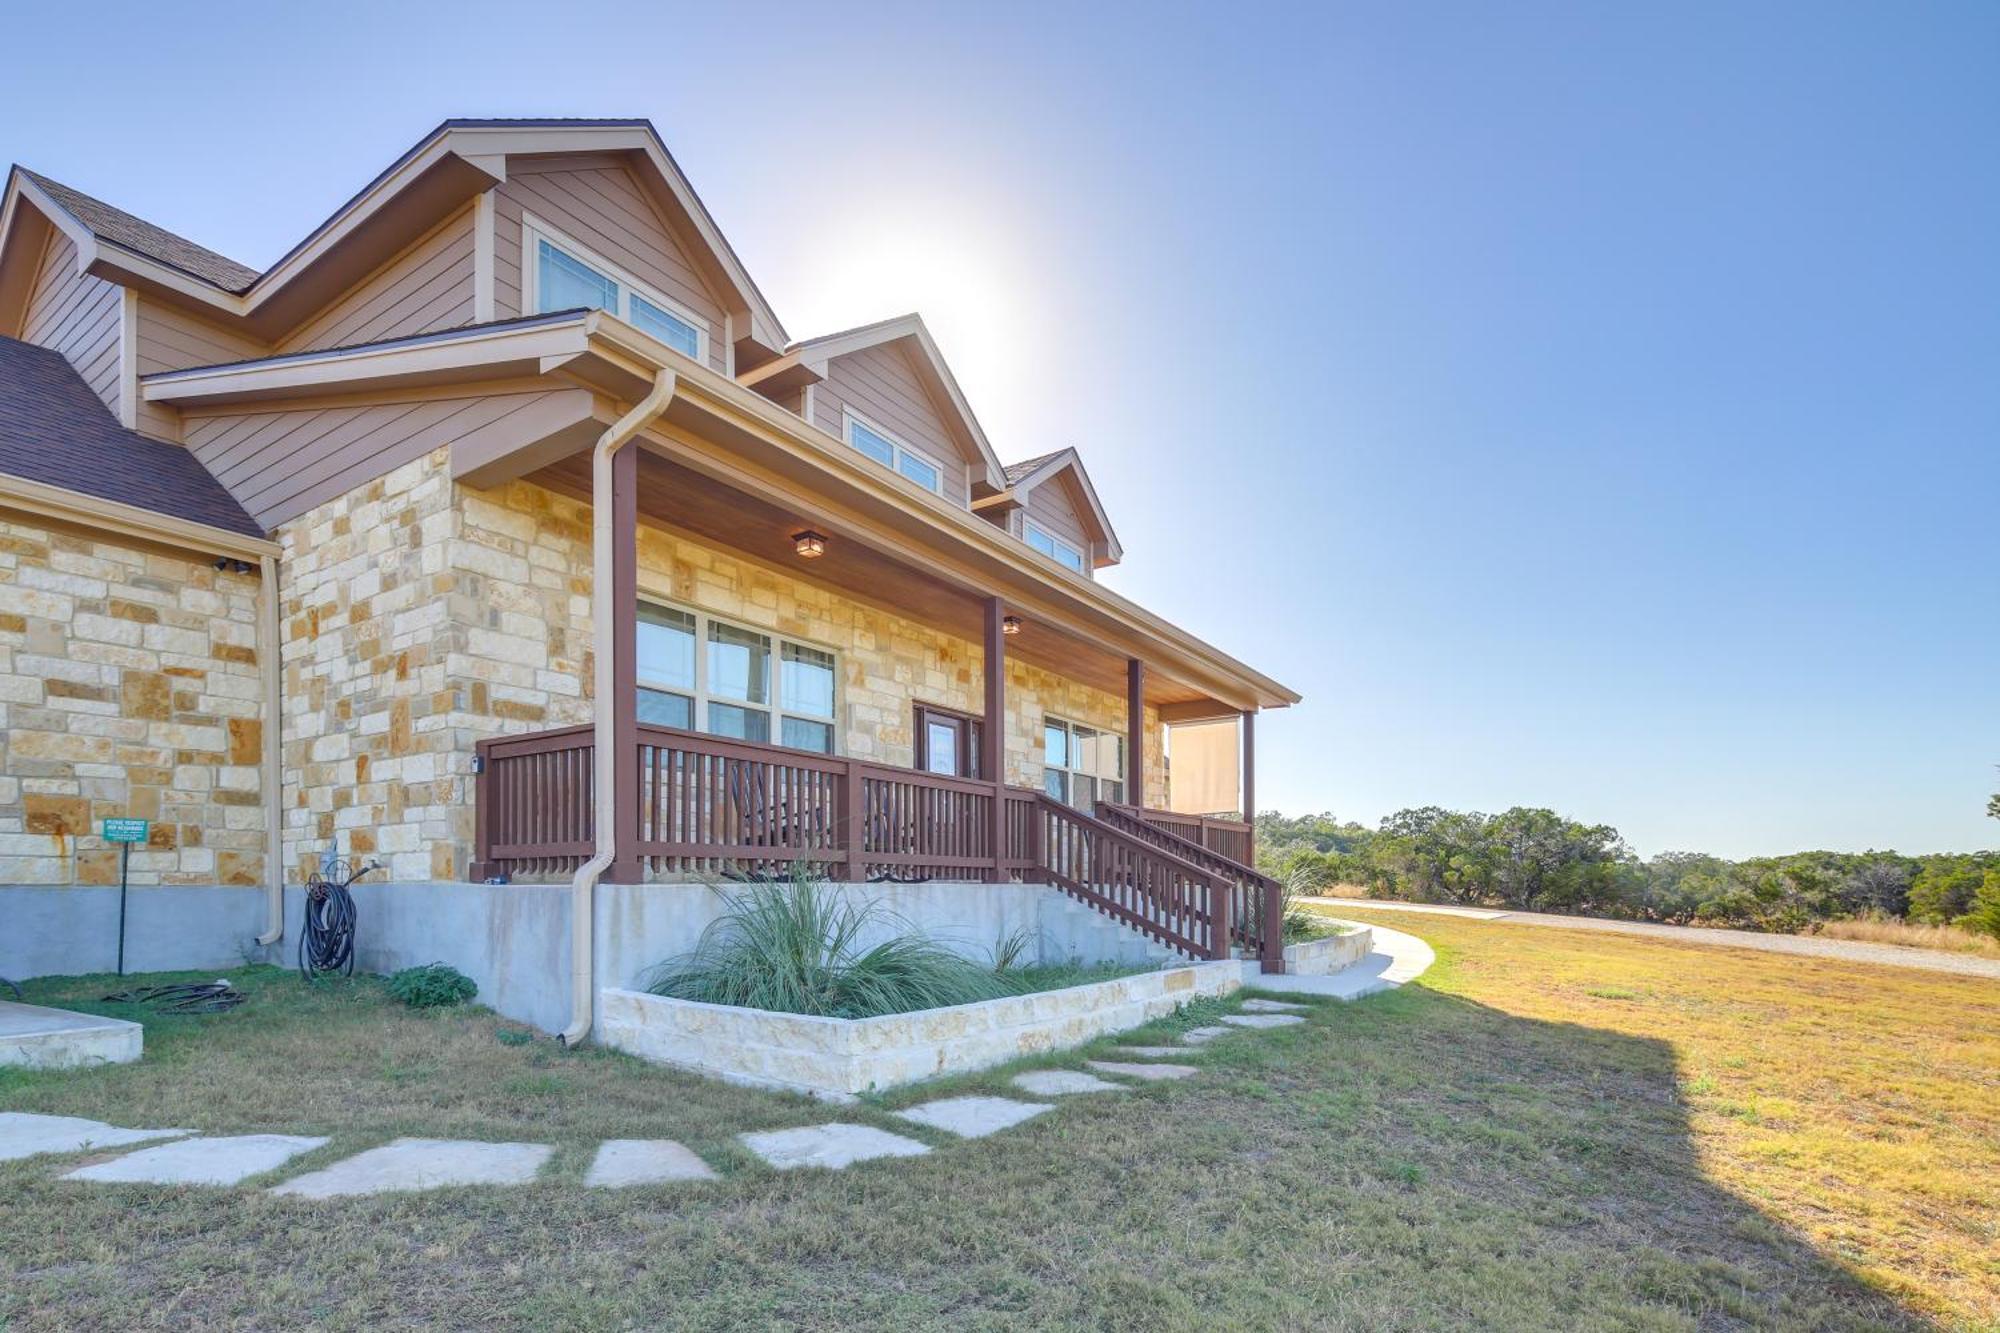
[791,530,827,559]
[1001,615,1023,636]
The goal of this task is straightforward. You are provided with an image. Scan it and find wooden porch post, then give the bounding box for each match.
[1241,709,1256,861]
[1126,658,1145,808]
[984,597,1006,881]
[605,444,643,884]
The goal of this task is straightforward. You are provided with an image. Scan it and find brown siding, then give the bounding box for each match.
[812,343,970,504]
[491,156,728,374]
[1023,475,1091,552]
[132,299,269,441]
[20,231,120,412]
[184,389,570,530]
[278,205,476,353]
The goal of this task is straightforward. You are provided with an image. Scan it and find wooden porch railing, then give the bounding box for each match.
[471,724,1238,962]
[1099,804,1254,865]
[1096,803,1283,972]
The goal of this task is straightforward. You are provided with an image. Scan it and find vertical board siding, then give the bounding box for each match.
[490,156,728,374]
[20,232,121,412]
[183,390,565,530]
[813,343,971,504]
[278,206,476,353]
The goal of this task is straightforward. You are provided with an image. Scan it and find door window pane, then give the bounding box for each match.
[707,623,770,704]
[631,294,701,359]
[637,688,692,729]
[706,701,770,743]
[781,716,834,754]
[538,240,618,314]
[781,643,836,718]
[637,605,696,691]
[926,720,958,776]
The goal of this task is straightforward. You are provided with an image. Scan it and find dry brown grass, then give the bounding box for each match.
[1814,915,2000,958]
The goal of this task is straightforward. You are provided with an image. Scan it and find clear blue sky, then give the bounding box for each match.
[5,1,1994,858]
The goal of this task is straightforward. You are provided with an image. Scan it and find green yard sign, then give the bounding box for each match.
[102,818,150,843]
[102,818,149,975]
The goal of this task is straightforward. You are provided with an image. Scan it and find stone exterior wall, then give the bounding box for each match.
[277,448,1170,885]
[0,515,265,886]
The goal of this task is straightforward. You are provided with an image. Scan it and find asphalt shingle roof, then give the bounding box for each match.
[1002,451,1068,486]
[0,337,262,538]
[19,169,261,293]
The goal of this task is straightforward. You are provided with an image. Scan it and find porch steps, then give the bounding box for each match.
[1035,892,1184,969]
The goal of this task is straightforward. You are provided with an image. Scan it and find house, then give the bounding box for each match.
[0,119,1298,1033]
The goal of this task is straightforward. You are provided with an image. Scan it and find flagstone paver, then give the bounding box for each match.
[1180,1025,1233,1044]
[270,1138,552,1198]
[585,1139,718,1187]
[1220,1013,1305,1029]
[1241,999,1310,1013]
[1105,1045,1202,1059]
[1011,1069,1131,1096]
[739,1123,932,1171]
[64,1134,327,1186]
[1087,1060,1200,1082]
[894,1096,1054,1139]
[0,1112,189,1164]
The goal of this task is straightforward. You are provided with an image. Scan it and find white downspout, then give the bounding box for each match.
[560,368,677,1048]
[255,553,285,947]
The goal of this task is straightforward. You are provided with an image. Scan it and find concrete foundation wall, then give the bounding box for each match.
[4,879,1171,1035]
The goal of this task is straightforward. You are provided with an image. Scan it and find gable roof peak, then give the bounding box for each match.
[12,166,260,292]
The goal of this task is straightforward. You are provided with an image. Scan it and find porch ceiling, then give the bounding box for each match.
[531,448,1225,710]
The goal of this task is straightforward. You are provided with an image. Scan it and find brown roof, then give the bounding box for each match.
[0,336,262,537]
[1003,451,1068,485]
[18,168,260,293]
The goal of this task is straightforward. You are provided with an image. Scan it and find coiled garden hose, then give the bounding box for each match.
[300,858,376,980]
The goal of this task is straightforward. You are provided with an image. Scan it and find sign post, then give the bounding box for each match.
[101,819,149,977]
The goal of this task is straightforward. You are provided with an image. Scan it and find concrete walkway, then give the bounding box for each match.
[1253,921,1437,998]
[1306,898,2000,980]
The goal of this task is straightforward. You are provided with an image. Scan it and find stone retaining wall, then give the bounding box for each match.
[1282,925,1373,976]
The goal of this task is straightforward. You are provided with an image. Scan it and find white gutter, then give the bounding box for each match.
[559,368,677,1048]
[255,553,285,947]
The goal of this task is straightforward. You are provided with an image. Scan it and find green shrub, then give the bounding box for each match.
[645,871,1011,1019]
[386,962,477,1009]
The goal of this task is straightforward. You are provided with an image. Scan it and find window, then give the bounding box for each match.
[635,602,838,753]
[845,411,945,496]
[525,217,708,362]
[1024,520,1087,573]
[1043,717,1124,809]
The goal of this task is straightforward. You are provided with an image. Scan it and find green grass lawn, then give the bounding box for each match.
[3,911,1995,1332]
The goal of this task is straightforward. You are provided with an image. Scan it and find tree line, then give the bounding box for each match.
[1255,806,2000,939]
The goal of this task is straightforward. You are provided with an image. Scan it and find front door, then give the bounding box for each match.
[914,704,981,778]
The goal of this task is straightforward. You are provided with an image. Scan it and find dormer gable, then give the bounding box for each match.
[741,314,1007,506]
[975,447,1123,572]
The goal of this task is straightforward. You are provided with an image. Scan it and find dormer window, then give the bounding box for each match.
[524,216,708,362]
[1024,520,1087,573]
[844,410,944,495]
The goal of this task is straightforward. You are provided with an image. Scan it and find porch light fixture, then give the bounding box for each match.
[1002,615,1022,636]
[791,530,827,559]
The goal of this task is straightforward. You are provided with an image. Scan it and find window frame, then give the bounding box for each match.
[521,214,711,364]
[1022,519,1088,573]
[1043,715,1125,810]
[842,408,948,497]
[634,598,840,755]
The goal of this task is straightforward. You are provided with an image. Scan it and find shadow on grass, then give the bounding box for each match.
[0,965,1945,1330]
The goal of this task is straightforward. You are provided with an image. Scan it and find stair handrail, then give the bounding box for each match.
[1096,802,1285,972]
[1033,793,1230,960]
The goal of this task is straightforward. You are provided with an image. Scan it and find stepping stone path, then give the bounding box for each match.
[64,1134,325,1186]
[1011,1069,1130,1097]
[0,1112,188,1163]
[740,1123,931,1171]
[1240,999,1310,1013]
[1105,1045,1199,1059]
[1180,1025,1233,1044]
[1086,1060,1199,1082]
[895,1095,1053,1139]
[1220,1013,1305,1029]
[270,1138,552,1198]
[586,1139,716,1187]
